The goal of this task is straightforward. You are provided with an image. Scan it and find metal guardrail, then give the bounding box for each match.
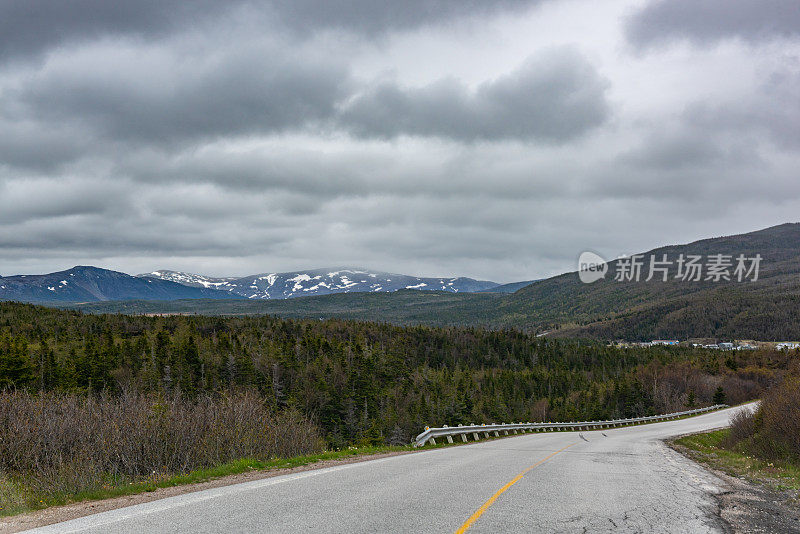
[413,404,728,447]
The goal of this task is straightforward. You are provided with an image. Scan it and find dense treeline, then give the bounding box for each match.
[0,302,795,447]
[552,289,800,341]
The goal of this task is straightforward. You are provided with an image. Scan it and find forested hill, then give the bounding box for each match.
[0,301,792,447]
[62,223,800,341]
[495,222,800,338]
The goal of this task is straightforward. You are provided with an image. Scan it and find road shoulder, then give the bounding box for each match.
[670,438,800,533]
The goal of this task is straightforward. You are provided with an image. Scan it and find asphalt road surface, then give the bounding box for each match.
[27,404,754,534]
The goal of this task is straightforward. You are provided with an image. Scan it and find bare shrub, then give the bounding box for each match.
[758,377,800,460]
[724,408,756,448]
[721,377,800,462]
[719,375,759,406]
[0,390,324,498]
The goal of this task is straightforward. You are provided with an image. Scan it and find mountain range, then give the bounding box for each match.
[0,266,530,303]
[59,222,800,341]
[0,266,241,303]
[5,222,799,341]
[137,268,519,299]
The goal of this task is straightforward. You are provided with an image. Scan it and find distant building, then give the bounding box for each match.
[704,344,719,349]
[651,340,679,346]
[718,342,734,350]
[776,342,800,351]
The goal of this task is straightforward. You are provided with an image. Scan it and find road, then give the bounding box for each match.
[27,404,753,534]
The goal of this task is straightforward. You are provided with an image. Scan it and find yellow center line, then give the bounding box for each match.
[454,443,576,534]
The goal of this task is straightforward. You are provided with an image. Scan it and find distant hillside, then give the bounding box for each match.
[137,268,500,299]
[0,266,240,303]
[494,222,800,338]
[480,280,539,293]
[49,223,800,340]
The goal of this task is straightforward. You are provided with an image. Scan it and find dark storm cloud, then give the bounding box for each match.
[273,0,539,35]
[0,0,541,64]
[0,0,225,63]
[340,47,609,141]
[2,1,548,150]
[17,44,350,145]
[627,0,800,48]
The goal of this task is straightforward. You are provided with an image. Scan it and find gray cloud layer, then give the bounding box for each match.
[17,40,350,145]
[272,0,539,35]
[1,0,799,281]
[0,0,539,63]
[0,0,224,62]
[341,47,609,141]
[627,0,800,48]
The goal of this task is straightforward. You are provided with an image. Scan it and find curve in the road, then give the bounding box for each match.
[24,403,755,534]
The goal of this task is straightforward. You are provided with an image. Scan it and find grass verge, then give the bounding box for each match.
[0,444,413,518]
[673,429,800,497]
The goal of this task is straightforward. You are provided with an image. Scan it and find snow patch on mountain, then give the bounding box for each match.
[137,268,500,300]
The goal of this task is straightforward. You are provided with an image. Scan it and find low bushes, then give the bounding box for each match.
[724,377,800,462]
[0,390,324,499]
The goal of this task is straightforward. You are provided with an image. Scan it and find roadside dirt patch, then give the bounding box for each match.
[0,450,413,534]
[671,442,800,533]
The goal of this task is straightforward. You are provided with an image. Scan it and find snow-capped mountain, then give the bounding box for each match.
[138,268,501,299]
[0,266,241,303]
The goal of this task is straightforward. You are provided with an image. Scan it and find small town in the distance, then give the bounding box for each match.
[2,0,800,532]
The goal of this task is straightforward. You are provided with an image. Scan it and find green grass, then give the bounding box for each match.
[0,475,30,516]
[0,444,416,518]
[674,429,800,494]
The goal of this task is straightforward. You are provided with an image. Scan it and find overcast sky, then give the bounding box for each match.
[1,0,799,281]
